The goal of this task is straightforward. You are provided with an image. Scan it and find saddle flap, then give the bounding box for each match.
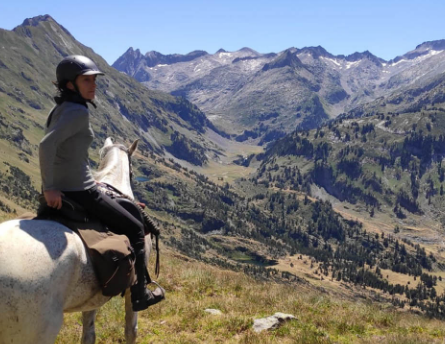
[87,233,136,296]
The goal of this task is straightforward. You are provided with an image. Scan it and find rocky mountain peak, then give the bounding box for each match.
[216,48,227,53]
[112,47,148,77]
[390,40,445,64]
[346,50,385,65]
[415,39,445,52]
[238,47,260,56]
[185,50,209,59]
[145,50,161,58]
[298,46,333,59]
[18,14,55,28]
[12,14,75,42]
[262,49,303,71]
[125,47,143,58]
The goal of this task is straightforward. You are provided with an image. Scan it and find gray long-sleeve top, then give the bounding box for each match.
[39,101,95,191]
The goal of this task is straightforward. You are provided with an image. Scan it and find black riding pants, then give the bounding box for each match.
[64,185,145,251]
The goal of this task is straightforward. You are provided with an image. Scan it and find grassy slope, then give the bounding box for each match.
[56,248,445,344]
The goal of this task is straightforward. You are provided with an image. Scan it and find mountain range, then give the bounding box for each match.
[113,41,445,143]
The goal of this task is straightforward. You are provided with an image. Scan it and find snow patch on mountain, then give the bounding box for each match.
[390,59,407,67]
[320,56,341,66]
[346,61,360,69]
[391,50,443,67]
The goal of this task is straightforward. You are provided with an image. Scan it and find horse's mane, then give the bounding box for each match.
[93,144,128,182]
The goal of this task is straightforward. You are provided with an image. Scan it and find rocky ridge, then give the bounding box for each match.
[113,40,445,140]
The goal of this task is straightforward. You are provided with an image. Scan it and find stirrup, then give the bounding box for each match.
[149,280,164,291]
[132,281,165,312]
[147,280,165,304]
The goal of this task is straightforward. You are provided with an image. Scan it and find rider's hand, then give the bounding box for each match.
[43,190,64,210]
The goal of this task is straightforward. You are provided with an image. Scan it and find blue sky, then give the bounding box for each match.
[1,0,444,65]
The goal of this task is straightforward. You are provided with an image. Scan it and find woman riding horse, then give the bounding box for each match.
[39,55,164,312]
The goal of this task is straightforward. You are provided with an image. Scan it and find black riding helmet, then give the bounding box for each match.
[56,55,104,86]
[54,55,104,107]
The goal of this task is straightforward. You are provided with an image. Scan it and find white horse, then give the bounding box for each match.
[0,138,150,344]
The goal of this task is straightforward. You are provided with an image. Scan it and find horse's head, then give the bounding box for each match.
[94,137,139,199]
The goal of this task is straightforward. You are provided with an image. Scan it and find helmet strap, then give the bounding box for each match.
[71,78,97,109]
[72,79,82,96]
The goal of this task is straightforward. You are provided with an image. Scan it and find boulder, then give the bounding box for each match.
[205,309,223,315]
[252,312,296,333]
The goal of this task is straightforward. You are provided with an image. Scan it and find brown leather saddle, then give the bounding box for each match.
[36,189,160,297]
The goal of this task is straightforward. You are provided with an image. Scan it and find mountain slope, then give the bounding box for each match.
[0,15,226,173]
[259,107,445,235]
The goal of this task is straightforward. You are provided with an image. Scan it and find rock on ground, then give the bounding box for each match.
[253,312,296,333]
[205,309,223,315]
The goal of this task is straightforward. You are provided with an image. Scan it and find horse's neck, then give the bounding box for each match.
[96,153,134,199]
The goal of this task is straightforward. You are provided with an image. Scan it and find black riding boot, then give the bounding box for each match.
[131,249,165,312]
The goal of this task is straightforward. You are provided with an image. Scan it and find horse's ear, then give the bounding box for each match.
[128,139,139,156]
[104,137,114,147]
